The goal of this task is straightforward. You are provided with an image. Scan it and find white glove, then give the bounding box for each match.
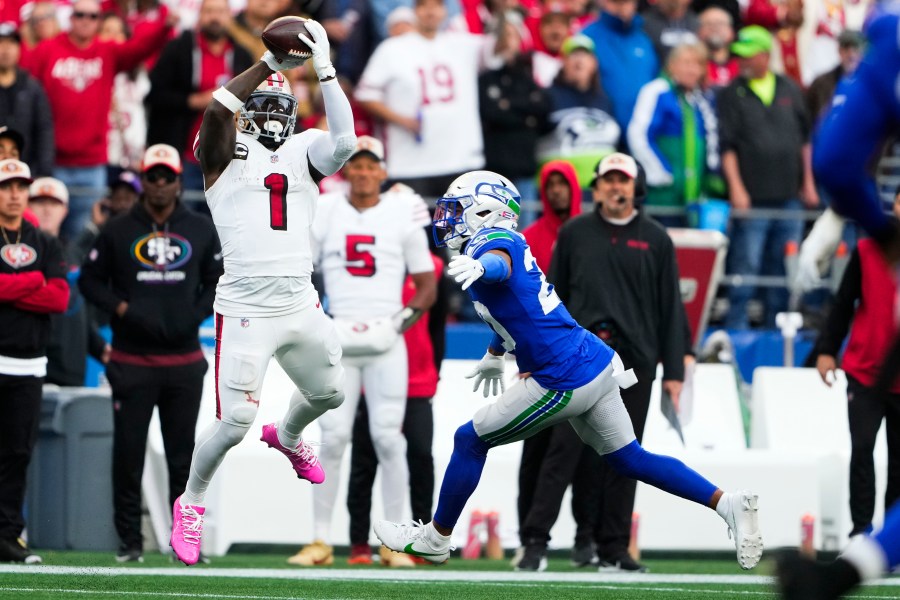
[794,208,846,293]
[261,50,306,72]
[448,254,484,290]
[298,19,336,80]
[466,352,506,397]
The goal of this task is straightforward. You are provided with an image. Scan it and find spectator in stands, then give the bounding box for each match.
[698,6,738,91]
[581,0,660,133]
[386,6,416,37]
[550,152,688,572]
[19,2,61,49]
[228,0,291,60]
[346,256,444,566]
[147,0,253,192]
[536,34,620,191]
[69,171,141,268]
[356,0,510,199]
[290,137,436,568]
[718,25,817,329]
[0,159,69,565]
[479,12,551,222]
[806,29,863,124]
[0,126,22,160]
[691,0,740,32]
[22,0,174,241]
[530,4,571,88]
[811,190,900,539]
[628,42,720,227]
[79,144,222,563]
[28,176,108,386]
[642,0,700,63]
[741,0,805,85]
[100,13,150,176]
[0,23,54,177]
[514,159,599,571]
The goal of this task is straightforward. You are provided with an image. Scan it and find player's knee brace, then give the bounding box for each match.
[220,401,258,429]
[454,421,490,458]
[604,440,646,480]
[308,387,344,412]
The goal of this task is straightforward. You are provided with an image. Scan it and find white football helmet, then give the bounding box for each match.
[238,72,297,144]
[432,171,521,250]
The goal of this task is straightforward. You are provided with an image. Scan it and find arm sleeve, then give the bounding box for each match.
[627,81,674,186]
[13,277,69,313]
[403,225,435,275]
[307,80,357,177]
[114,8,172,73]
[815,249,861,357]
[79,231,125,316]
[0,271,45,302]
[657,234,686,381]
[31,82,55,177]
[716,88,739,153]
[354,43,391,103]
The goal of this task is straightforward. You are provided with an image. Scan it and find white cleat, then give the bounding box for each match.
[374,520,450,564]
[724,491,763,569]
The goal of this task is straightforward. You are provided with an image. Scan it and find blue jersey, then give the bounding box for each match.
[814,2,900,238]
[463,228,614,390]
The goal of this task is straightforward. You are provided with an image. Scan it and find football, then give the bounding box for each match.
[262,16,314,61]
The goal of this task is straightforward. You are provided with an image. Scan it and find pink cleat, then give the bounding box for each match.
[171,496,205,566]
[260,423,325,484]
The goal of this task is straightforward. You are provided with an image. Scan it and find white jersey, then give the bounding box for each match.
[207,130,325,317]
[355,31,487,179]
[312,191,433,320]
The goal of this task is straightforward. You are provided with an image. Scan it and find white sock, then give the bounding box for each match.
[276,419,300,449]
[715,492,732,520]
[841,535,888,582]
[427,523,451,545]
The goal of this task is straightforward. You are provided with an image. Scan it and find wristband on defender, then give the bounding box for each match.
[212,87,244,113]
[479,252,510,283]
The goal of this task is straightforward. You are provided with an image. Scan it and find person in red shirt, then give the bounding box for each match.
[520,159,581,273]
[812,190,900,540]
[146,0,253,193]
[698,6,738,91]
[21,0,174,241]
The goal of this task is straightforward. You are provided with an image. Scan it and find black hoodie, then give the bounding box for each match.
[80,201,223,356]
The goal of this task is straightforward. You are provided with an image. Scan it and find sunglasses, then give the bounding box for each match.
[73,11,100,20]
[144,169,178,184]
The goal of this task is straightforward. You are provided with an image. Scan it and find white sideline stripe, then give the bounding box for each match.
[0,565,896,588]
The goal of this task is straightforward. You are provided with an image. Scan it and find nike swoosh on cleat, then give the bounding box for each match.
[403,543,445,558]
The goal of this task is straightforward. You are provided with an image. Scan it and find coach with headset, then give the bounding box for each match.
[549,152,688,572]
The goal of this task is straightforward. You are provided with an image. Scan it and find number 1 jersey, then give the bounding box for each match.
[464,228,614,390]
[206,130,323,317]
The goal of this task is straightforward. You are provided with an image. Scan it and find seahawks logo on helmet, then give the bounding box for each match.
[432,170,521,250]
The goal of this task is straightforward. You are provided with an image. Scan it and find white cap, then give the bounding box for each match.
[386,6,415,30]
[0,158,33,184]
[29,177,69,205]
[596,152,638,179]
[142,143,182,174]
[349,135,385,162]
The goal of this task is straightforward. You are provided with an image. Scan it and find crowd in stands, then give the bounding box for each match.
[0,0,876,329]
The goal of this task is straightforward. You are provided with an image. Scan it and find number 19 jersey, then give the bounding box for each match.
[464,228,614,390]
[206,130,324,317]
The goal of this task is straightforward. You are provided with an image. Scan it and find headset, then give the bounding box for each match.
[589,157,648,206]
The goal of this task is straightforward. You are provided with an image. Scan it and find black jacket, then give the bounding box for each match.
[146,31,254,152]
[80,201,222,355]
[0,68,55,176]
[717,73,810,204]
[550,208,686,379]
[479,57,550,179]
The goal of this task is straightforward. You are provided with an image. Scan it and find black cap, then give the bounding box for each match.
[837,29,863,49]
[0,126,25,153]
[0,22,20,43]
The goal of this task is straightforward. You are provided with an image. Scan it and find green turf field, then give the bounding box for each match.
[1,552,897,599]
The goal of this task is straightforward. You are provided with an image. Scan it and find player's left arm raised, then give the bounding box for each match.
[447,249,512,291]
[304,20,357,180]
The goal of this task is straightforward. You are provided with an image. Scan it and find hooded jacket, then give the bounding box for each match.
[520,160,582,275]
[80,201,223,357]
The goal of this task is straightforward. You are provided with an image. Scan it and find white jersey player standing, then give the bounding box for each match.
[169,20,357,566]
[288,136,437,567]
[355,0,511,197]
